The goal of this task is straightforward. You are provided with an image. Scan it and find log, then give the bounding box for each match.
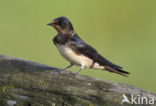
[0,54,155,106]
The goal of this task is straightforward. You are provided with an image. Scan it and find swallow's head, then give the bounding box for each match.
[47,16,74,35]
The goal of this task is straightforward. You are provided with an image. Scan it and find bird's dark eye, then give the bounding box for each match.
[54,21,63,26]
[53,20,60,25]
[58,21,62,25]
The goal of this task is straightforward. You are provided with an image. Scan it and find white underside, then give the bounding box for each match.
[56,43,105,69]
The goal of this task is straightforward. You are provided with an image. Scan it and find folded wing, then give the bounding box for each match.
[69,34,130,76]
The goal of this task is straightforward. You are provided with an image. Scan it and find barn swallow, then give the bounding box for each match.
[47,16,130,76]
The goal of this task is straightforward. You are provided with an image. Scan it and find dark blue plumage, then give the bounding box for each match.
[48,16,130,76]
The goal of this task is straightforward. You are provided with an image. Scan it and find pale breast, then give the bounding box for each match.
[56,43,93,68]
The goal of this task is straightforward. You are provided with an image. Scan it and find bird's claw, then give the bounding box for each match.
[73,72,80,78]
[55,68,71,74]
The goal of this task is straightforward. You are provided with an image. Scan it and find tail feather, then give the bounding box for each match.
[93,53,130,76]
[105,66,130,77]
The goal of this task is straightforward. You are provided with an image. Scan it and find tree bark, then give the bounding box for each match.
[0,54,155,106]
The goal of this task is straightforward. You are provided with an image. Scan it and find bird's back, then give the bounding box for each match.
[70,34,121,68]
[69,34,129,76]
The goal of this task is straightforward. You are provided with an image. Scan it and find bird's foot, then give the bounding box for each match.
[73,72,81,78]
[56,68,71,74]
[63,68,71,72]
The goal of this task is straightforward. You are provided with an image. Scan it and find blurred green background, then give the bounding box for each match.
[0,0,156,93]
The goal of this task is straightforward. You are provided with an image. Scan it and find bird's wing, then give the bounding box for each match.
[68,35,98,60]
[69,35,121,68]
[69,34,130,76]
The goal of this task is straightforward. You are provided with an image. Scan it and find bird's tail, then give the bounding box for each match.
[105,66,130,77]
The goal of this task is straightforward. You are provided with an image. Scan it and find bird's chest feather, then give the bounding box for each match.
[56,43,93,68]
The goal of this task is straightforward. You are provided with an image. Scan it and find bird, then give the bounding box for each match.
[47,16,130,76]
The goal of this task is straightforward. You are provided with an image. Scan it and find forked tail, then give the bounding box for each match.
[105,66,130,77]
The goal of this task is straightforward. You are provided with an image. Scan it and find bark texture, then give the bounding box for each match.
[0,54,155,106]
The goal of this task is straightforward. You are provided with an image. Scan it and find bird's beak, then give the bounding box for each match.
[47,22,54,26]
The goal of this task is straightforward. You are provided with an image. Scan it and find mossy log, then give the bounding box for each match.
[0,54,155,106]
